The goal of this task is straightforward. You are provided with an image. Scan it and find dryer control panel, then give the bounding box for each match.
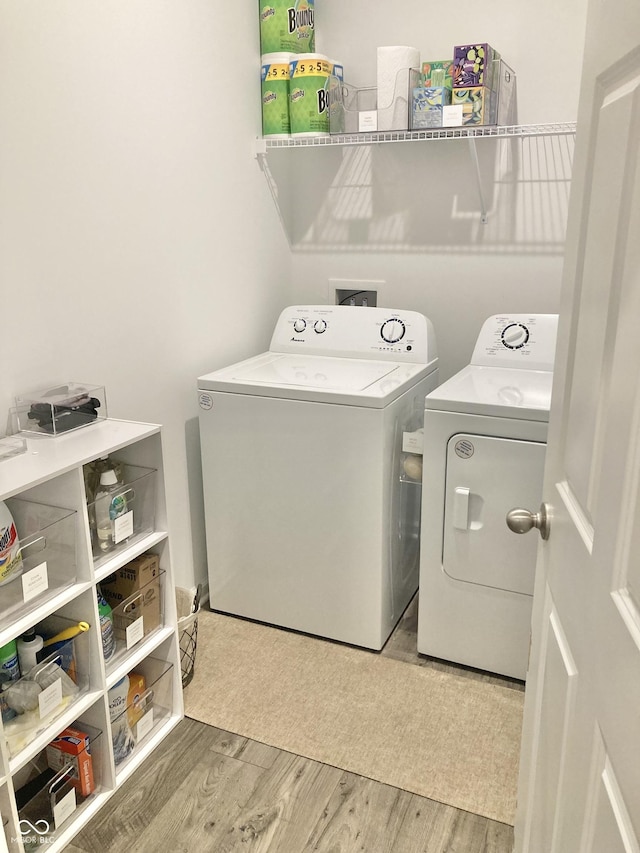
[471,314,558,371]
[269,305,438,365]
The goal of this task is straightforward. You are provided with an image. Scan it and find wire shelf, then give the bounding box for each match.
[261,122,577,150]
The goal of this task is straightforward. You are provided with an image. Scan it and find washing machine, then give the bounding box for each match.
[197,305,439,650]
[417,314,558,680]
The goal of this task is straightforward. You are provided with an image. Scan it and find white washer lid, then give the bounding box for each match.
[217,353,398,391]
[199,351,435,406]
[425,365,553,421]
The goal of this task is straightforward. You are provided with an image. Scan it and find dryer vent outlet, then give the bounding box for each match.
[335,288,378,307]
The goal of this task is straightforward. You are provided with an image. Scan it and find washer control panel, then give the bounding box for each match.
[471,314,558,371]
[269,305,437,364]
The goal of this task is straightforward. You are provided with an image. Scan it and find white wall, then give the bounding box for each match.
[287,0,588,378]
[0,2,291,590]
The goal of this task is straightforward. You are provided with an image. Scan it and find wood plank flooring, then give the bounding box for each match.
[70,596,521,853]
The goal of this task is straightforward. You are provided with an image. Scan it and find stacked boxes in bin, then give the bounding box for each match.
[448,43,501,127]
[411,44,515,129]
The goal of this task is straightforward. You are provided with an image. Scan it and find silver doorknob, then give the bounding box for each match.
[506,503,551,540]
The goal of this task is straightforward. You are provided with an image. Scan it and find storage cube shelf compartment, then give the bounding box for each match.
[88,464,156,567]
[14,724,102,850]
[109,659,173,774]
[0,500,77,625]
[3,626,91,760]
[104,570,166,672]
[14,384,107,438]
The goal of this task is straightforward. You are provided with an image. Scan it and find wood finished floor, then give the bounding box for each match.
[70,596,522,853]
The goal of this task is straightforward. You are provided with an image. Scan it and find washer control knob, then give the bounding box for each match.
[314,319,327,334]
[381,319,406,343]
[293,319,306,333]
[501,323,530,349]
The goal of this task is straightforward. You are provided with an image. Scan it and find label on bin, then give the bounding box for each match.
[38,678,63,719]
[135,708,154,742]
[22,561,49,603]
[126,616,145,649]
[114,510,134,544]
[53,788,77,829]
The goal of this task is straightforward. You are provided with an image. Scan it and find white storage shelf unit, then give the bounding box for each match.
[0,419,183,852]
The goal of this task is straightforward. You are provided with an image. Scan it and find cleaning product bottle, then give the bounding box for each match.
[0,639,21,722]
[94,465,127,553]
[97,586,116,661]
[0,500,23,586]
[16,628,44,674]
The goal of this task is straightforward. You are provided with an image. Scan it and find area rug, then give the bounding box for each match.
[183,610,524,825]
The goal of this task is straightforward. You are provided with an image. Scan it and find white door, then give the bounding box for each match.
[514,1,640,850]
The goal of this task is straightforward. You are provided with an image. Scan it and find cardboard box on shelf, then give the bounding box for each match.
[45,726,95,797]
[101,552,161,640]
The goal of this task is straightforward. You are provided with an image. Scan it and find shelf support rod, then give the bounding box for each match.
[468,138,489,224]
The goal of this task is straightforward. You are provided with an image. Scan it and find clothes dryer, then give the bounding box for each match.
[198,305,439,650]
[417,314,558,679]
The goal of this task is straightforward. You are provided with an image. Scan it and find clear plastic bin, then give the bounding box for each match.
[14,383,107,437]
[2,620,91,759]
[14,723,102,849]
[105,570,165,669]
[330,67,421,134]
[0,433,27,463]
[109,659,173,768]
[88,464,157,566]
[1,499,77,623]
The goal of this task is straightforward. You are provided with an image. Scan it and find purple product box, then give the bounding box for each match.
[453,43,495,88]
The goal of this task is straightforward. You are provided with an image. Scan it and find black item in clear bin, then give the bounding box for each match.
[27,395,101,433]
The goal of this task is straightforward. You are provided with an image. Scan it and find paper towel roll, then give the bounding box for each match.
[377,45,420,131]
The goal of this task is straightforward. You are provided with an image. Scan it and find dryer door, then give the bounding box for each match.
[442,433,546,595]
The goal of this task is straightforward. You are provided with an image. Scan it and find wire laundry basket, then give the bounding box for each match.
[175,586,201,688]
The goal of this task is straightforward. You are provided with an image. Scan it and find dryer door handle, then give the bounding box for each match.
[453,487,470,530]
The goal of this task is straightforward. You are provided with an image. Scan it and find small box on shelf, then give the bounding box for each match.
[411,86,452,129]
[14,384,107,438]
[448,85,497,126]
[0,498,77,626]
[453,43,498,89]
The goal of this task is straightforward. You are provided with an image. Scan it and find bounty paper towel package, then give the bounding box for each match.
[376,46,420,131]
[261,52,292,137]
[260,0,315,54]
[289,54,331,136]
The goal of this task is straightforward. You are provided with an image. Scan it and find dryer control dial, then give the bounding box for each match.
[314,319,327,334]
[501,323,530,349]
[293,318,306,333]
[381,319,406,344]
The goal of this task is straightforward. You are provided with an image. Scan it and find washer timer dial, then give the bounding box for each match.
[381,319,406,344]
[501,323,530,350]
